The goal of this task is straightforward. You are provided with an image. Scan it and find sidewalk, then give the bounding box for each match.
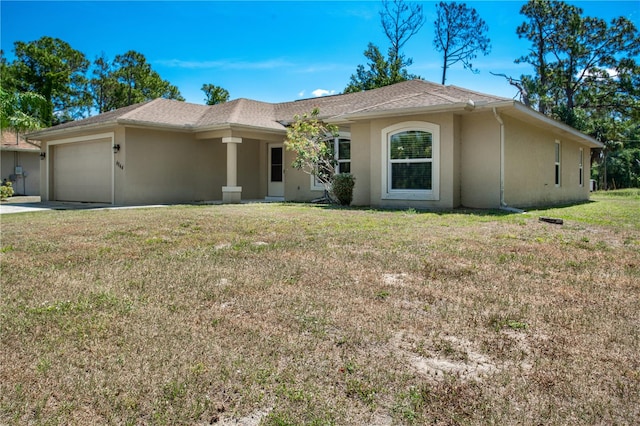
[1,196,118,214]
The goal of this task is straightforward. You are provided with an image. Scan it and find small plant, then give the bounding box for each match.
[341,360,357,374]
[36,357,51,374]
[346,379,377,407]
[505,320,528,330]
[1,245,15,253]
[332,173,355,206]
[1,181,14,200]
[375,290,390,300]
[489,315,528,332]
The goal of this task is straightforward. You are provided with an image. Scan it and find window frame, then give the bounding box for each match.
[381,121,440,201]
[311,133,351,190]
[555,140,561,187]
[579,147,584,187]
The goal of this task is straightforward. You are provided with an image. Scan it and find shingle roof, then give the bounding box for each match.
[274,80,507,121]
[1,130,40,151]
[29,80,511,137]
[196,98,281,130]
[119,98,210,128]
[45,101,149,131]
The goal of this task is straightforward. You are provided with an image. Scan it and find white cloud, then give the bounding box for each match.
[298,90,305,97]
[312,89,336,97]
[583,67,619,79]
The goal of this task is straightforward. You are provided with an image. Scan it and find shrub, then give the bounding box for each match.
[332,173,355,206]
[1,181,14,200]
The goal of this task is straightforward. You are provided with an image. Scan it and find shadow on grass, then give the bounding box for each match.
[278,202,521,217]
[276,198,611,218]
[527,199,596,212]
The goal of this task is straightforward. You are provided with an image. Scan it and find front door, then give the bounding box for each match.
[268,144,284,198]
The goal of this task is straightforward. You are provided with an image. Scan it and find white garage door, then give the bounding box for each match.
[52,138,112,203]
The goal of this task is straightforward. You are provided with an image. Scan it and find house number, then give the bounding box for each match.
[116,161,124,170]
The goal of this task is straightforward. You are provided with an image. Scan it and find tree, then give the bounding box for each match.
[433,2,491,85]
[344,43,418,93]
[88,51,184,112]
[0,87,49,137]
[0,50,18,94]
[284,108,339,200]
[201,84,229,105]
[515,0,640,189]
[345,0,422,93]
[516,0,640,121]
[89,52,118,113]
[380,0,425,64]
[111,51,184,108]
[514,0,564,114]
[9,36,90,125]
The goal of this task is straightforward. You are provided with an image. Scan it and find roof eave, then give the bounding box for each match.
[196,122,286,135]
[0,147,41,152]
[490,102,603,148]
[117,118,195,132]
[329,102,473,123]
[26,120,119,140]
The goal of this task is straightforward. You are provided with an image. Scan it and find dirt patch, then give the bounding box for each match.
[390,332,499,381]
[382,273,409,286]
[217,407,272,425]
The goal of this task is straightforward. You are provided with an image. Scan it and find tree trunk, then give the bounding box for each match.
[441,53,448,85]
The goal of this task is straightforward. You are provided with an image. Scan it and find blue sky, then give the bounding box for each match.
[1,1,638,106]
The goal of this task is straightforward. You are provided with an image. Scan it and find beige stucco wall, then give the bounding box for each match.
[1,150,40,195]
[358,112,458,209]
[283,147,321,202]
[350,122,371,206]
[459,112,501,208]
[236,139,262,200]
[122,128,224,204]
[502,115,591,207]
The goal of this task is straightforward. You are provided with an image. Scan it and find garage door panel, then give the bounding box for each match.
[53,139,112,203]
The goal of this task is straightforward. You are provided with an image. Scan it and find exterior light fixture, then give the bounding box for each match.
[113,144,121,153]
[40,152,46,160]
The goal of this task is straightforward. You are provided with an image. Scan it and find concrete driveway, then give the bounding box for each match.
[0,196,166,214]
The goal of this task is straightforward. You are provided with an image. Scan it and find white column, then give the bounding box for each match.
[222,137,242,203]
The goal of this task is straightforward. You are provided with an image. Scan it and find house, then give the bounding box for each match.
[1,129,41,196]
[27,80,602,209]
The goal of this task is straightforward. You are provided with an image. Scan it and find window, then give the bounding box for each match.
[270,146,283,182]
[311,134,351,190]
[381,122,440,200]
[337,138,351,174]
[555,141,561,187]
[579,147,584,187]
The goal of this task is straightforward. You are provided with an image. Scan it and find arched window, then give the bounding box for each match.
[381,122,440,200]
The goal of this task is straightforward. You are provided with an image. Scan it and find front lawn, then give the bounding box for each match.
[1,193,639,425]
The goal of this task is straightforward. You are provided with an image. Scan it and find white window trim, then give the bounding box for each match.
[555,140,561,187]
[311,132,351,191]
[381,121,440,201]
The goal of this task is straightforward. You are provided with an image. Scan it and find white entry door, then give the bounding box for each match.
[268,144,284,198]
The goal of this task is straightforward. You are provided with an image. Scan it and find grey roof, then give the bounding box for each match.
[275,80,507,121]
[1,129,40,151]
[28,80,511,137]
[197,98,281,130]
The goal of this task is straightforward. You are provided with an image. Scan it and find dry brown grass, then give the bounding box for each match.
[1,194,639,425]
